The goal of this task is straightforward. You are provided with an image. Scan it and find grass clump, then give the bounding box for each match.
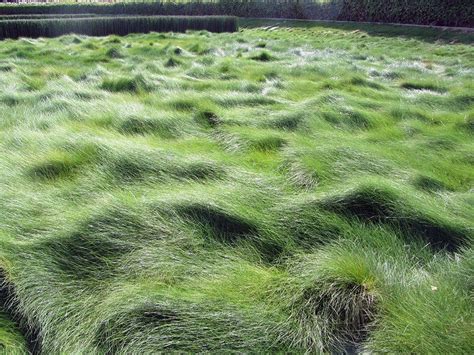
[105,47,124,59]
[100,75,152,93]
[27,145,98,181]
[250,51,275,62]
[281,246,380,352]
[164,57,182,68]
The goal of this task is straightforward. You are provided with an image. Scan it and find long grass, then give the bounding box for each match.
[0,19,472,353]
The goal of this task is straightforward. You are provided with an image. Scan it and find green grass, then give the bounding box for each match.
[0,20,473,353]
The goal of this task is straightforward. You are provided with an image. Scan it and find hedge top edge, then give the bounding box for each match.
[0,15,239,39]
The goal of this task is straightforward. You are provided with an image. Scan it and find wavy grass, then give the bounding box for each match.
[0,20,472,353]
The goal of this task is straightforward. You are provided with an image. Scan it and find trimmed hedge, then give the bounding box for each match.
[0,13,98,20]
[338,0,474,28]
[0,1,471,27]
[0,1,343,21]
[0,15,238,39]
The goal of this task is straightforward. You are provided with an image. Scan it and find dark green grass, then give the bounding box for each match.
[0,20,472,354]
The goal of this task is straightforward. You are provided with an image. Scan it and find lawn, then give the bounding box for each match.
[0,19,473,353]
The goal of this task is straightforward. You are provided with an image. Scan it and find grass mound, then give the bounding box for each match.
[281,246,379,352]
[105,47,124,59]
[27,145,98,181]
[320,180,471,251]
[28,154,80,181]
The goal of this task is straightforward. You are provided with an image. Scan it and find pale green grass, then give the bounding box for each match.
[0,21,473,353]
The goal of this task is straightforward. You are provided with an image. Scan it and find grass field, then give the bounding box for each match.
[0,19,473,353]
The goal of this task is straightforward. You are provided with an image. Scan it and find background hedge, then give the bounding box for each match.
[0,1,343,21]
[338,0,474,28]
[0,1,471,27]
[0,15,238,39]
[0,13,98,20]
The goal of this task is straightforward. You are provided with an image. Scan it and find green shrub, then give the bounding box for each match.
[0,1,342,22]
[0,16,238,40]
[338,0,473,27]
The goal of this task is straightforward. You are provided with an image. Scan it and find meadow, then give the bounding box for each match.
[0,19,473,353]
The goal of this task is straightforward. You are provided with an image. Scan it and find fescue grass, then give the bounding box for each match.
[0,19,472,353]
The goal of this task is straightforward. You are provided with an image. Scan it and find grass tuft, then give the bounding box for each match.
[250,51,274,62]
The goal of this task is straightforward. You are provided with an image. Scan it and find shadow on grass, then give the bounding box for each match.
[0,269,41,354]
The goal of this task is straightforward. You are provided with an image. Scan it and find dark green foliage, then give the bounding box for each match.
[338,0,474,27]
[0,14,97,20]
[0,16,238,39]
[0,1,343,22]
[0,1,471,27]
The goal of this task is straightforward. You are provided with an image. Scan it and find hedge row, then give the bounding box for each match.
[0,15,238,39]
[0,13,98,20]
[0,1,343,21]
[0,1,471,27]
[338,0,473,28]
